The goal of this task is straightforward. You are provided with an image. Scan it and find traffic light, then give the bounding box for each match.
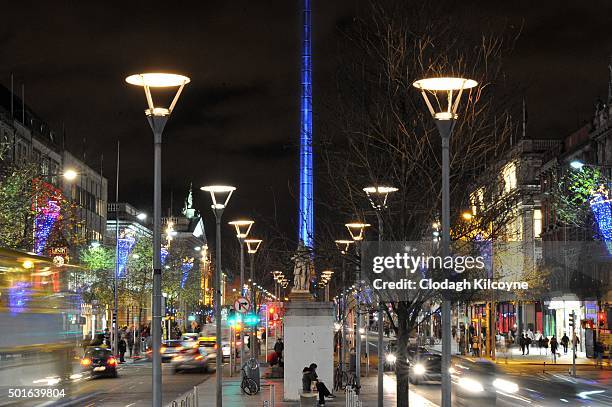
[244,313,259,326]
[569,312,575,328]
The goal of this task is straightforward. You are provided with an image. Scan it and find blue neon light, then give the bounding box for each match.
[298,0,314,248]
[117,235,136,278]
[34,200,60,255]
[590,193,612,253]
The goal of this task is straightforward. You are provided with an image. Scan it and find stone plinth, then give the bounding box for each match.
[283,301,334,401]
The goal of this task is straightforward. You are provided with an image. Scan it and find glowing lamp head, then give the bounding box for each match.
[228,220,254,239]
[413,77,477,121]
[136,213,147,221]
[126,72,190,117]
[62,169,78,181]
[201,185,236,210]
[363,185,398,210]
[462,212,473,221]
[245,239,263,254]
[345,223,371,241]
[570,160,585,170]
[334,239,354,254]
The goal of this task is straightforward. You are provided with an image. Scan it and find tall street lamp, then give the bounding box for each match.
[245,238,263,358]
[126,72,189,407]
[413,76,477,407]
[363,185,397,407]
[228,219,254,370]
[201,185,236,407]
[344,223,370,393]
[334,239,354,376]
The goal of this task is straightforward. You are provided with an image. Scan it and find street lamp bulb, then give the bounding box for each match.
[125,73,191,88]
[137,213,147,220]
[570,160,585,169]
[194,246,201,251]
[462,212,473,221]
[63,169,78,181]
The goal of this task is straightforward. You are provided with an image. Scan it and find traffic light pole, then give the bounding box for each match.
[571,311,576,376]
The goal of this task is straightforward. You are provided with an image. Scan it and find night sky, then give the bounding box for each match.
[1,1,612,240]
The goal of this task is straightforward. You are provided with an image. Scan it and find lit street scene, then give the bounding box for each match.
[0,1,611,407]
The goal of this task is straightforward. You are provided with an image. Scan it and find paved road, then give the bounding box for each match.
[70,361,211,407]
[362,332,612,406]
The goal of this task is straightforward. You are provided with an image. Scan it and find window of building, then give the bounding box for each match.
[502,162,517,194]
[533,209,542,238]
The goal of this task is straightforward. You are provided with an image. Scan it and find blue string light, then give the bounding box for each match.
[180,257,194,288]
[34,200,60,255]
[117,235,136,278]
[590,193,612,253]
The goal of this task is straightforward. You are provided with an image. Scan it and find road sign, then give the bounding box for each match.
[234,297,250,314]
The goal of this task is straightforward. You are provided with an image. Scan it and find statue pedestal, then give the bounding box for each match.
[288,289,312,302]
[283,301,334,401]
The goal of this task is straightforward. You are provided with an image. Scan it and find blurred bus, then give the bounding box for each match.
[0,247,81,389]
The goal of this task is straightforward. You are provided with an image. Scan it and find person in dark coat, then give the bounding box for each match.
[519,334,526,355]
[550,336,559,363]
[561,334,570,354]
[118,336,127,363]
[302,363,335,405]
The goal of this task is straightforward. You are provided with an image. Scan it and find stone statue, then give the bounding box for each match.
[292,240,313,291]
[182,183,196,219]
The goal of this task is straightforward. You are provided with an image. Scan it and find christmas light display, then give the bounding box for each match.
[117,234,136,278]
[34,200,61,255]
[8,281,32,313]
[180,257,194,288]
[590,192,612,253]
[161,246,169,265]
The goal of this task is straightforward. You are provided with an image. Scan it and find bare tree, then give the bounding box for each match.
[315,1,520,404]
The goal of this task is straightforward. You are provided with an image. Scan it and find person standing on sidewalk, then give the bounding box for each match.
[118,335,127,363]
[561,333,569,354]
[519,334,526,355]
[550,336,559,364]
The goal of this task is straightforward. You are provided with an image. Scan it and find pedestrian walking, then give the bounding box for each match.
[127,330,134,358]
[118,336,127,363]
[519,334,526,355]
[550,336,559,363]
[561,333,569,354]
[525,334,532,355]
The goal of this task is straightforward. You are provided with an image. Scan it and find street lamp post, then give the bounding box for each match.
[413,76,477,407]
[363,185,397,407]
[335,239,354,375]
[126,72,189,407]
[345,223,370,393]
[228,220,254,370]
[245,238,263,359]
[201,185,236,407]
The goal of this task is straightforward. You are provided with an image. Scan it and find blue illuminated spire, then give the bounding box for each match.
[299,0,314,248]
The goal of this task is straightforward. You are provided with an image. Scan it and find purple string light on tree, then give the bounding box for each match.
[117,235,136,278]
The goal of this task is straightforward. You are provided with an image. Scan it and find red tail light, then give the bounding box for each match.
[107,357,117,366]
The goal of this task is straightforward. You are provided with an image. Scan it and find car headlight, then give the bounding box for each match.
[493,378,519,394]
[448,367,456,374]
[413,363,426,375]
[386,354,397,363]
[458,377,484,393]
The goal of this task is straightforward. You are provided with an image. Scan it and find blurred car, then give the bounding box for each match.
[81,347,118,378]
[451,359,519,406]
[146,340,184,362]
[171,341,217,373]
[181,333,199,342]
[407,347,442,385]
[383,340,398,371]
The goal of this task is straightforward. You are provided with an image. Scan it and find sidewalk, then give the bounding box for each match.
[172,364,433,407]
[429,343,604,366]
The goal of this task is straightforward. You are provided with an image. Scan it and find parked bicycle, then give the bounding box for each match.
[333,363,348,391]
[241,365,259,395]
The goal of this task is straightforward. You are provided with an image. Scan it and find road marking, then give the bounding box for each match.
[125,403,136,407]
